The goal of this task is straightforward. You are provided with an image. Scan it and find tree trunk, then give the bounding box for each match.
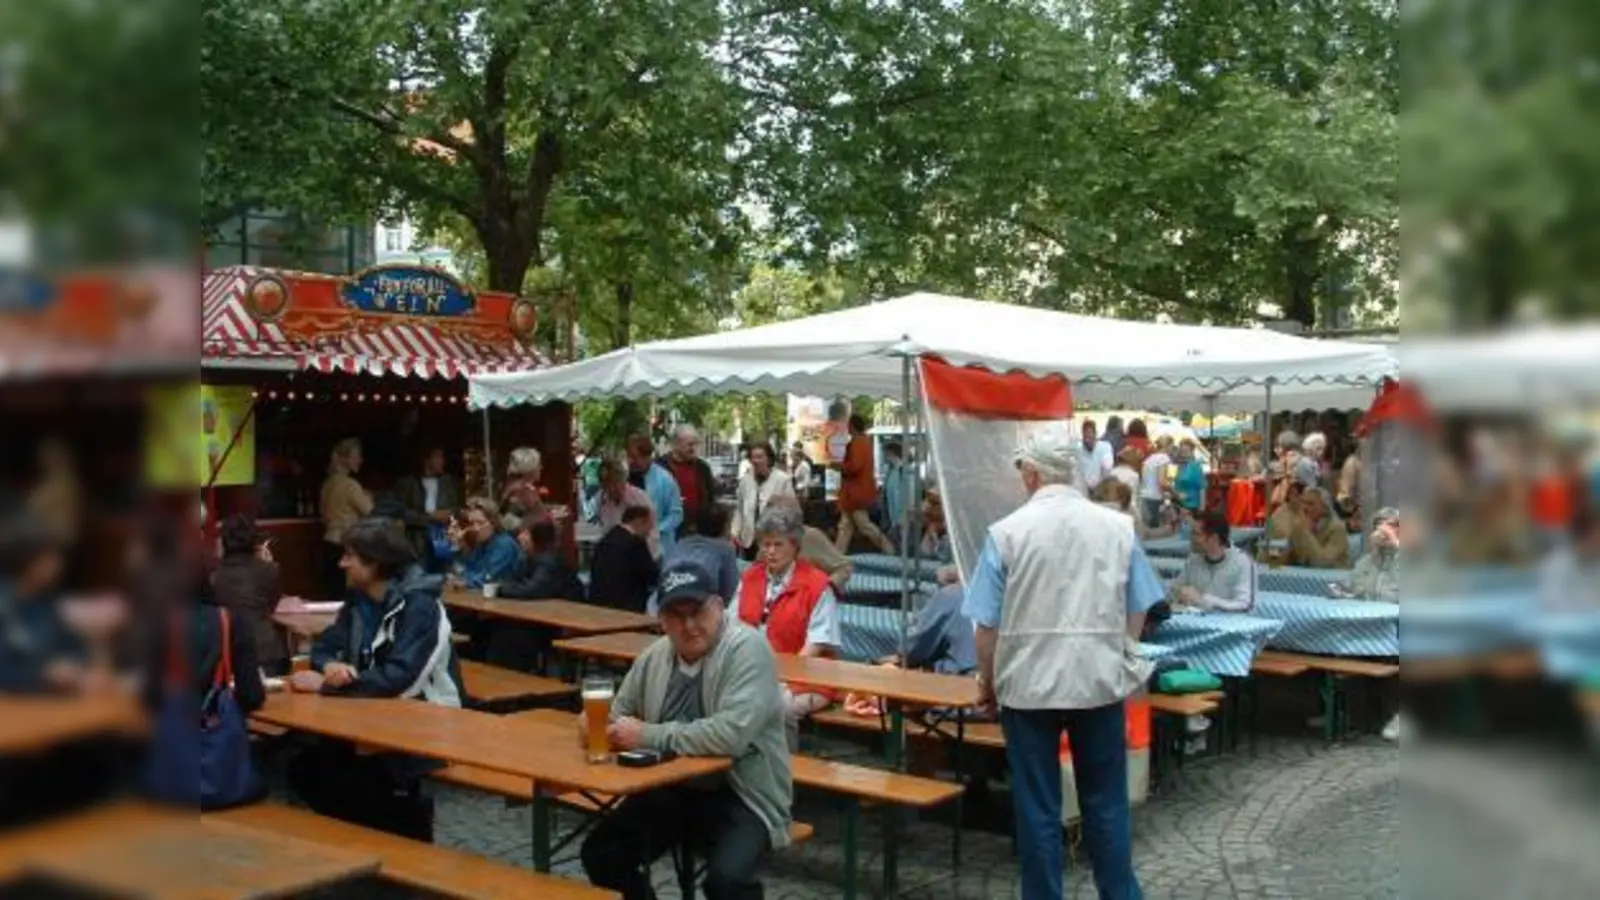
[1479,217,1518,326]
[482,231,536,294]
[1280,222,1322,329]
[611,281,646,438]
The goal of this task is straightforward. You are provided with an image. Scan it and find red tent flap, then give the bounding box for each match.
[920,356,1073,420]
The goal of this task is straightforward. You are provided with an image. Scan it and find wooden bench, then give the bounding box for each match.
[441,708,960,900]
[210,802,615,899]
[459,660,575,709]
[1256,650,1398,740]
[1251,656,1310,677]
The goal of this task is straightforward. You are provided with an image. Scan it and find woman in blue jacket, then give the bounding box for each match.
[288,517,465,841]
[448,497,522,589]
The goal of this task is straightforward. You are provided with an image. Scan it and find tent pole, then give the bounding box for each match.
[898,353,914,665]
[482,407,495,501]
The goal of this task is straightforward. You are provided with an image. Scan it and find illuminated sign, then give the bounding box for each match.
[341,265,476,317]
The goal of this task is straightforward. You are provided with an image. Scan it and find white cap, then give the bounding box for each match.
[1013,422,1079,482]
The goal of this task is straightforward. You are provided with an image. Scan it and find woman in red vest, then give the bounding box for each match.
[735,503,842,750]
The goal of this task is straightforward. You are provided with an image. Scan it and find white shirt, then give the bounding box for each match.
[754,564,842,648]
[1076,441,1115,490]
[1140,452,1171,499]
[1109,464,1140,496]
[421,476,440,513]
[1171,548,1258,612]
[731,469,796,548]
[791,459,812,493]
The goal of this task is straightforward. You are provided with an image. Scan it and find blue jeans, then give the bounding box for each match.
[1001,702,1142,900]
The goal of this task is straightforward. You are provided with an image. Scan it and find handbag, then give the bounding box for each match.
[142,608,263,809]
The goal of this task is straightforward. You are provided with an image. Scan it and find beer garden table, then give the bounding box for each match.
[0,694,144,755]
[555,632,981,768]
[443,593,658,636]
[251,692,728,872]
[3,801,382,899]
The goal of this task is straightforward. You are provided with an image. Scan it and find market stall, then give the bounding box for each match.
[201,264,569,599]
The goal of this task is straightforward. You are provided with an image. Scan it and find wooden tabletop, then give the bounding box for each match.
[253,692,728,797]
[0,694,144,755]
[10,803,381,899]
[555,631,980,708]
[554,630,658,665]
[444,593,658,635]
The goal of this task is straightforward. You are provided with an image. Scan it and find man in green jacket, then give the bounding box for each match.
[580,559,792,900]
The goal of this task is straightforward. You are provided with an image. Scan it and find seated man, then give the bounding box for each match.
[1169,513,1259,612]
[288,517,465,841]
[580,560,792,900]
[735,504,842,750]
[1343,507,1402,602]
[879,566,977,675]
[588,505,660,613]
[486,517,585,670]
[660,503,741,612]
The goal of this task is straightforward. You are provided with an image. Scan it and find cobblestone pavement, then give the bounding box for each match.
[425,734,1406,899]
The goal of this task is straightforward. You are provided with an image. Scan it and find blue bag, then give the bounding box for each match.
[142,608,262,809]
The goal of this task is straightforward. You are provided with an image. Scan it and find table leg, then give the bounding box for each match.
[842,799,860,900]
[882,805,901,897]
[531,791,553,873]
[953,710,966,869]
[1320,675,1338,742]
[888,706,905,771]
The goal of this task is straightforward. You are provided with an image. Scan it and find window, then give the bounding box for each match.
[384,227,403,253]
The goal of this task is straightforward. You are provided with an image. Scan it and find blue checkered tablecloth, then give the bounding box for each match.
[1145,612,1282,677]
[1400,590,1539,659]
[849,553,945,581]
[842,570,939,599]
[1260,567,1355,596]
[1251,591,1398,657]
[1531,611,1600,682]
[838,603,1173,668]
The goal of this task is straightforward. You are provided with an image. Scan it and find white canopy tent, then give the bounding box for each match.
[1401,326,1600,411]
[469,292,1396,413]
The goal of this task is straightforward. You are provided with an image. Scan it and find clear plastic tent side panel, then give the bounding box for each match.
[924,404,1067,586]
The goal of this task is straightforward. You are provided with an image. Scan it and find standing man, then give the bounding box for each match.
[393,445,463,570]
[1076,419,1115,492]
[627,434,685,554]
[661,424,718,526]
[963,425,1164,900]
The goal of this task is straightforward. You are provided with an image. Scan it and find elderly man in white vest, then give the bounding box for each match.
[962,423,1166,900]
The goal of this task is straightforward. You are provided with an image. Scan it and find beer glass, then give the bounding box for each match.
[582,676,615,763]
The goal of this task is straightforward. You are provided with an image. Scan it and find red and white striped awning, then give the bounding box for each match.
[202,266,545,379]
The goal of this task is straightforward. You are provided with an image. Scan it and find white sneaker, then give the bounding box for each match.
[1381,713,1410,743]
[1185,714,1211,734]
[1184,734,1208,756]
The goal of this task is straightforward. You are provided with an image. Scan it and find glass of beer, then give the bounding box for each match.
[582,676,615,763]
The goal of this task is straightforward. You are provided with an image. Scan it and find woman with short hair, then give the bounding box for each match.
[735,504,841,750]
[730,440,795,560]
[501,446,548,523]
[448,497,522,589]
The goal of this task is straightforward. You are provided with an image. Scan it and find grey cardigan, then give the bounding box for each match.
[614,619,793,849]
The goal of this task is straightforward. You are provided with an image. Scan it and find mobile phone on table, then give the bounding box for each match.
[616,749,677,768]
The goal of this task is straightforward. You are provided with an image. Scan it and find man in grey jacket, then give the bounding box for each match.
[581,559,792,900]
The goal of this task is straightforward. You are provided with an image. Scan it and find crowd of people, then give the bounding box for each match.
[5,404,1598,900]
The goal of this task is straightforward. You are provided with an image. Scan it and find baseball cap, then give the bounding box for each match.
[657,559,718,609]
[1013,422,1077,477]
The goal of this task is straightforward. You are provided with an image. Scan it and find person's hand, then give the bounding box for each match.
[289,670,325,693]
[43,660,84,692]
[78,666,120,696]
[607,716,647,752]
[322,662,358,688]
[1372,522,1399,550]
[1175,586,1202,607]
[973,673,997,718]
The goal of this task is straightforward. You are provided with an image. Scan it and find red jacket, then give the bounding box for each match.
[837,434,878,512]
[737,560,836,701]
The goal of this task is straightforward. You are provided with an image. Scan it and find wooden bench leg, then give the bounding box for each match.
[881,804,902,899]
[531,792,554,873]
[841,799,861,900]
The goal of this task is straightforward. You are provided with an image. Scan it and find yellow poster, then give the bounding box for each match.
[146,383,256,487]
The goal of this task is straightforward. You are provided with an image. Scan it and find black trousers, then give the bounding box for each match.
[286,742,433,842]
[581,785,770,900]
